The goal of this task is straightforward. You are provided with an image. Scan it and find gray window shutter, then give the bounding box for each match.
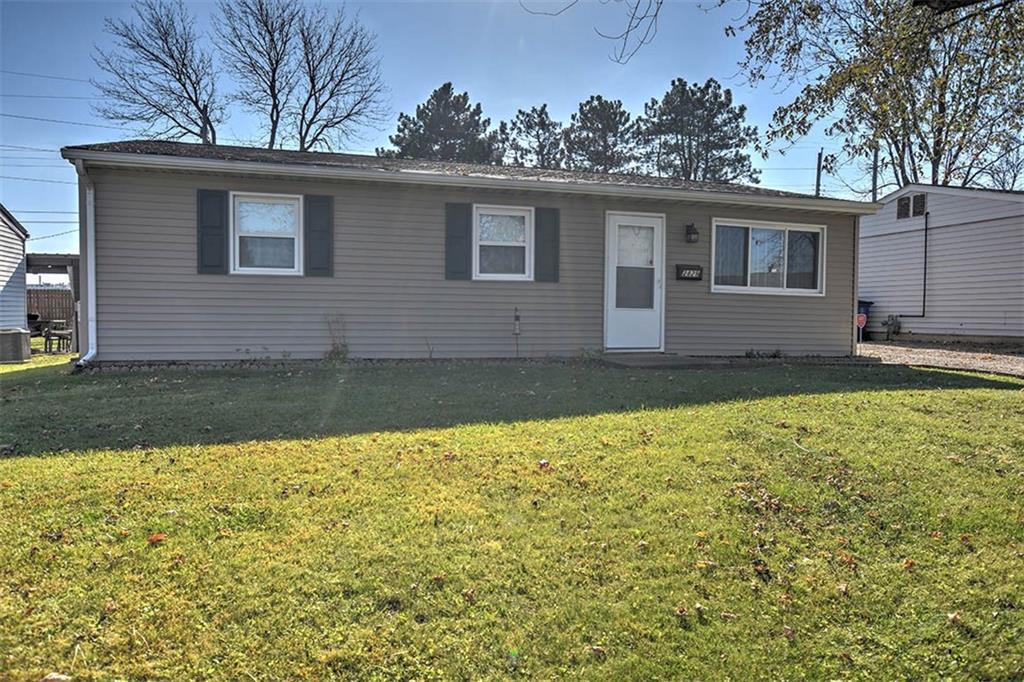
[534,207,560,282]
[445,203,472,280]
[304,195,334,277]
[197,189,229,274]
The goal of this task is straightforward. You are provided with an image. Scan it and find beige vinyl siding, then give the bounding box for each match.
[0,220,27,329]
[859,190,1024,338]
[89,168,857,360]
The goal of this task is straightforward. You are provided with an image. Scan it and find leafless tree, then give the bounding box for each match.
[214,0,300,149]
[93,0,222,143]
[293,5,388,151]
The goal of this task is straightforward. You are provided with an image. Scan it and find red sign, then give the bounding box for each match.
[856,313,867,329]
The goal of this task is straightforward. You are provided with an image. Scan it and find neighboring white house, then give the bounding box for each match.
[859,184,1024,340]
[0,203,29,329]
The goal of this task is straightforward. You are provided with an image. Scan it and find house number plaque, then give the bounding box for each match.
[675,264,703,281]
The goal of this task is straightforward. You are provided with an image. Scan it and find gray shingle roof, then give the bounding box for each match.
[63,139,836,202]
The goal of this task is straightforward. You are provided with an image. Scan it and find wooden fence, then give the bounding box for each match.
[27,288,75,323]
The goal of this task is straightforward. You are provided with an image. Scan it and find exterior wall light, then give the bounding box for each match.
[685,223,699,243]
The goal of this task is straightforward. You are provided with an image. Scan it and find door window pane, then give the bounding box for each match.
[479,245,526,274]
[616,266,654,309]
[714,225,748,286]
[617,225,654,267]
[786,230,820,290]
[238,236,296,269]
[750,228,784,288]
[237,200,297,235]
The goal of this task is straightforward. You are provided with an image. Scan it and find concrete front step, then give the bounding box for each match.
[601,353,873,370]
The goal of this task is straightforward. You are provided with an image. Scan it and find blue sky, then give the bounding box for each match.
[1,0,848,259]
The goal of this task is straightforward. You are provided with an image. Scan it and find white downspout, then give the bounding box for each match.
[74,160,97,366]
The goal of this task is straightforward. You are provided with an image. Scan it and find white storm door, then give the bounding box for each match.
[604,212,665,350]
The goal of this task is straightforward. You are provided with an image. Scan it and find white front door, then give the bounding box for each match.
[604,212,665,350]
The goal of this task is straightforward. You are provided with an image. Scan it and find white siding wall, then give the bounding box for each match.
[0,220,28,329]
[859,189,1024,338]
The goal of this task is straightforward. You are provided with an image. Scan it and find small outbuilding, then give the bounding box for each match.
[859,185,1024,341]
[0,203,30,362]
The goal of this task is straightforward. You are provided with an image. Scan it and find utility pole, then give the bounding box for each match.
[871,147,879,202]
[814,147,823,197]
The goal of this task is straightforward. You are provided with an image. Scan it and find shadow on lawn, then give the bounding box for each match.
[0,360,1020,457]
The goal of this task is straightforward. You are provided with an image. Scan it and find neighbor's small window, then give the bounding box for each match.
[912,193,926,216]
[897,196,911,219]
[231,193,302,275]
[473,205,534,281]
[712,219,825,295]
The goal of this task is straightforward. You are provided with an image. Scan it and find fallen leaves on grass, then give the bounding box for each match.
[836,551,857,570]
[674,604,690,628]
[147,532,167,545]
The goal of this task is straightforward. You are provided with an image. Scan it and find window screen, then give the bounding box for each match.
[912,193,926,216]
[897,196,911,219]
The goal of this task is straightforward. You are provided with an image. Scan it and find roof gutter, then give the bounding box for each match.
[62,149,882,215]
[73,159,97,366]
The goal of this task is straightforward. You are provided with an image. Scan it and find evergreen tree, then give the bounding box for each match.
[562,95,637,173]
[639,78,759,183]
[377,82,503,163]
[507,104,563,169]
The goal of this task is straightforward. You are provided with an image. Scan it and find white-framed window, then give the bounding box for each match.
[230,192,303,275]
[711,218,826,296]
[472,204,534,281]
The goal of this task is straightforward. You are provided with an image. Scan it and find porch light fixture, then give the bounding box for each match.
[685,223,699,243]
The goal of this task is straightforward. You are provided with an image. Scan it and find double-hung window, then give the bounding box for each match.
[711,218,826,295]
[472,205,534,281]
[231,193,302,275]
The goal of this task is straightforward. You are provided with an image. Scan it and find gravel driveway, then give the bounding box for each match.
[859,340,1024,377]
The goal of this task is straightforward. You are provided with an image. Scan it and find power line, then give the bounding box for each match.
[1,69,91,83]
[28,229,79,240]
[20,220,78,224]
[0,144,60,152]
[0,175,76,185]
[6,210,78,214]
[0,164,71,168]
[1,94,97,100]
[1,113,130,131]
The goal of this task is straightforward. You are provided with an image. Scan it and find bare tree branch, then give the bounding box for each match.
[293,5,388,152]
[214,0,300,149]
[92,0,222,143]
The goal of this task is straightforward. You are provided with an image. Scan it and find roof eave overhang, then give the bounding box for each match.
[61,149,882,215]
[879,183,1024,205]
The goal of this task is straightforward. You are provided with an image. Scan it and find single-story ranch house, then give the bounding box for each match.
[61,140,880,363]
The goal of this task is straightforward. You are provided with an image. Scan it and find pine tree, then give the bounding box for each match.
[638,78,759,184]
[507,104,563,169]
[377,82,503,163]
[562,95,637,173]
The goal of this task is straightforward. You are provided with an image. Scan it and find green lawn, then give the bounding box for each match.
[1,357,1022,679]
